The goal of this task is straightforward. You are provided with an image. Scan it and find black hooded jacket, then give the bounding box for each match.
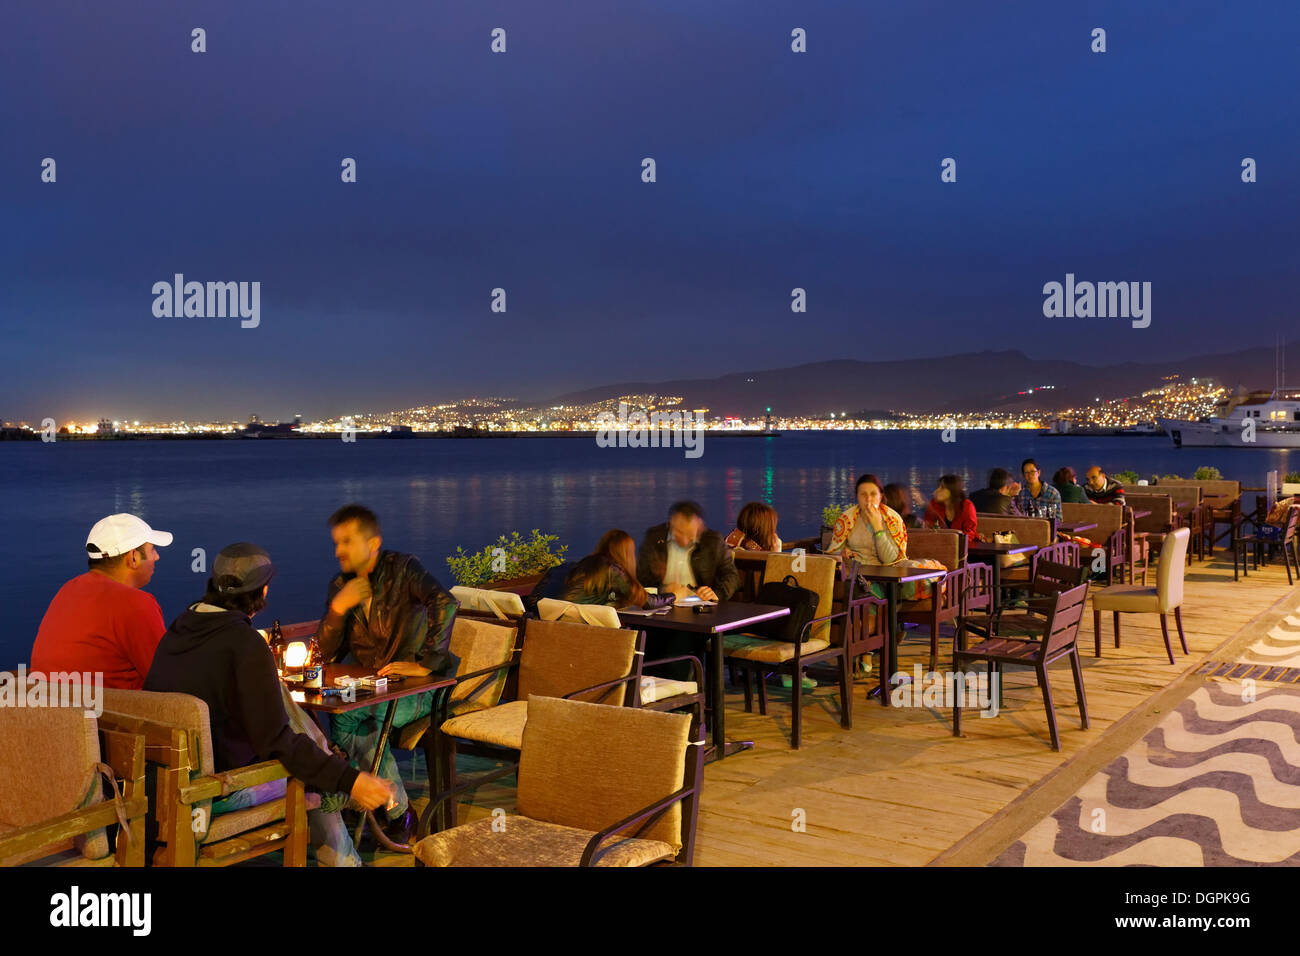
[145,604,359,796]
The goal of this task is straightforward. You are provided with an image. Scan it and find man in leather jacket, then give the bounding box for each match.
[637,501,739,681]
[637,500,740,601]
[318,503,458,846]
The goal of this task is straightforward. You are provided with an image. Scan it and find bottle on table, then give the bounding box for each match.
[303,633,324,690]
[268,619,288,676]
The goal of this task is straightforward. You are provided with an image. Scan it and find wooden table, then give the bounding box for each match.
[968,541,1040,615]
[618,601,789,759]
[1058,521,1097,534]
[295,665,455,851]
[851,565,947,707]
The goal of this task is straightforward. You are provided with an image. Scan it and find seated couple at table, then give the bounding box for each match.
[535,500,742,609]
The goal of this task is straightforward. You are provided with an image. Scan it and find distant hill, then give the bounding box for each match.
[524,347,1285,416]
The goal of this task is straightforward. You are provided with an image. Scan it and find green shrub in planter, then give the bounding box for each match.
[822,504,844,530]
[1285,471,1300,485]
[446,530,568,588]
[1112,470,1140,487]
[1193,466,1222,481]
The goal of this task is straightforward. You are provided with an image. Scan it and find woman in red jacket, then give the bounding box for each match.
[922,474,979,544]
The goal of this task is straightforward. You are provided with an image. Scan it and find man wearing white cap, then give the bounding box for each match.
[31,513,173,689]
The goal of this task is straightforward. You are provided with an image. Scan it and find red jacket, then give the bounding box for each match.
[922,498,979,544]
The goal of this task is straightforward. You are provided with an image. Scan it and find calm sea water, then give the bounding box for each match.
[2,432,1294,668]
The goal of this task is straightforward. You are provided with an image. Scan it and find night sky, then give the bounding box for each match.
[2,0,1296,423]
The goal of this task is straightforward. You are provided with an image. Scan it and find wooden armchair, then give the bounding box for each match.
[414,695,705,866]
[0,706,147,867]
[954,581,1091,751]
[898,529,984,670]
[958,559,1088,648]
[1060,502,1134,584]
[99,689,315,867]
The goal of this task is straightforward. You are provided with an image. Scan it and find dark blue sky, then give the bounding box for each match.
[2,0,1296,423]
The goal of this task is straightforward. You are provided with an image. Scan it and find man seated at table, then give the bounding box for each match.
[1016,458,1063,521]
[32,513,172,689]
[637,500,739,602]
[968,468,1023,516]
[1084,466,1127,506]
[317,503,458,846]
[145,543,394,866]
[637,501,739,680]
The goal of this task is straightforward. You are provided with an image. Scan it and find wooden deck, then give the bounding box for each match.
[381,550,1299,867]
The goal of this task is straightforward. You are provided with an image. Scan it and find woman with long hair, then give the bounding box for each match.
[726,501,782,551]
[922,474,979,544]
[562,529,675,608]
[825,473,946,601]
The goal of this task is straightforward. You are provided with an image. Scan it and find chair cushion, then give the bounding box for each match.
[0,705,109,865]
[203,792,320,844]
[412,814,675,867]
[1090,585,1161,614]
[396,699,492,751]
[639,676,698,704]
[722,635,831,662]
[441,700,529,750]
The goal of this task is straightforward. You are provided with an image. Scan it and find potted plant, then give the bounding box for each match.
[820,504,844,551]
[446,530,568,592]
[1193,466,1222,481]
[1112,470,1140,487]
[1283,471,1300,497]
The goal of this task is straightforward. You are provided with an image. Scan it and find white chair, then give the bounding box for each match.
[451,585,526,620]
[1090,528,1190,664]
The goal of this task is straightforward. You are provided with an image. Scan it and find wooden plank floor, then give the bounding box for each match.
[382,551,1299,868]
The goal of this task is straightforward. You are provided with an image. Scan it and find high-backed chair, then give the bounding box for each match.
[426,617,641,835]
[953,581,1091,752]
[1234,504,1300,584]
[98,688,315,867]
[0,705,147,867]
[898,529,989,670]
[1089,528,1191,664]
[1158,480,1240,554]
[414,695,705,866]
[1060,502,1138,584]
[722,553,858,749]
[536,598,704,720]
[391,616,522,837]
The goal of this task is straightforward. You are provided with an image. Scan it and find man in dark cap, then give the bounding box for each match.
[145,543,394,866]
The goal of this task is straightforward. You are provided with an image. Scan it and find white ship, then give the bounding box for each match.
[1161,386,1300,448]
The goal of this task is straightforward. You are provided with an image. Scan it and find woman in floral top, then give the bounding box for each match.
[825,473,945,601]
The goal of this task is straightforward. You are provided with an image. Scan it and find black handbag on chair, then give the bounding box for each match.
[750,574,819,643]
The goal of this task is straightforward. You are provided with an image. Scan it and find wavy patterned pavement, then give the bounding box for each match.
[993,681,1300,866]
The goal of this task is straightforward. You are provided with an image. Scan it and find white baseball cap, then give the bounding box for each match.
[85,513,174,559]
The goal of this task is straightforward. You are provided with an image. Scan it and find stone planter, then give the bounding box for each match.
[1282,483,1300,497]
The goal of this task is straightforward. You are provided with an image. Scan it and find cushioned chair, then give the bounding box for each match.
[1234,503,1299,584]
[536,598,703,718]
[425,617,642,836]
[450,586,526,620]
[0,703,147,867]
[1089,528,1191,664]
[414,695,704,866]
[722,553,859,749]
[390,616,522,838]
[953,581,1091,752]
[98,688,316,867]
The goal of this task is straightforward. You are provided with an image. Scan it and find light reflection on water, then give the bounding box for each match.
[0,433,1291,667]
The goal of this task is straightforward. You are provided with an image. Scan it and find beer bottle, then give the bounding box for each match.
[303,633,324,689]
[269,619,287,676]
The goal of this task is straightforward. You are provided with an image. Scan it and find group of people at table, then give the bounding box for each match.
[22,460,1131,864]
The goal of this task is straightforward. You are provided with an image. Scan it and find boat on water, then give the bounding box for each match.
[1161,386,1300,448]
